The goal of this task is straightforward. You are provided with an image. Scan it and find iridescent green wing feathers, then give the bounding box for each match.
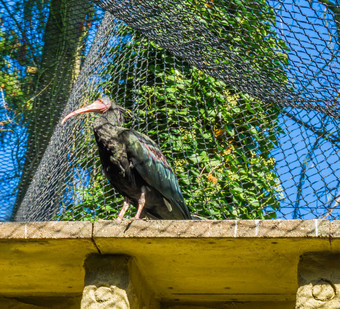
[123,130,191,219]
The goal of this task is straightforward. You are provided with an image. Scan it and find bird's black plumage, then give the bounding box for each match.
[62,98,191,220]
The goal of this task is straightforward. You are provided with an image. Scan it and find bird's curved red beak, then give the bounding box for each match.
[61,99,109,125]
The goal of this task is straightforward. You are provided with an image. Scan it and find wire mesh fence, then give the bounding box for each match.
[0,0,339,221]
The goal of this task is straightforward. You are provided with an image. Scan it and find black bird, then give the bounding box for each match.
[61,97,192,220]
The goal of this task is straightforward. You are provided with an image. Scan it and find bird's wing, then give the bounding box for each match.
[122,130,191,219]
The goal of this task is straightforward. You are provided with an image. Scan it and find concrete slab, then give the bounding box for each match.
[0,222,97,296]
[0,220,338,308]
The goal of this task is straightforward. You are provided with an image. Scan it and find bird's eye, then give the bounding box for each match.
[102,99,110,107]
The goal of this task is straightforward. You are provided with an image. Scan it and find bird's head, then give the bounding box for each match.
[61,97,125,125]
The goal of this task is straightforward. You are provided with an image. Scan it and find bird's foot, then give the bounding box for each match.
[127,216,139,224]
[127,216,148,224]
[115,217,130,223]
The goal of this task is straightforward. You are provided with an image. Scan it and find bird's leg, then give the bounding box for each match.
[133,186,146,220]
[117,197,130,221]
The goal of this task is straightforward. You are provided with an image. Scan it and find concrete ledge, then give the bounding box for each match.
[93,219,332,238]
[0,219,335,240]
[0,221,93,239]
[0,220,339,308]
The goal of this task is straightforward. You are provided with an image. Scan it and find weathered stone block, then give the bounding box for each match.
[296,252,340,309]
[81,255,132,309]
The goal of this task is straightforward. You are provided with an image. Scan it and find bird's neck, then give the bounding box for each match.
[94,109,124,129]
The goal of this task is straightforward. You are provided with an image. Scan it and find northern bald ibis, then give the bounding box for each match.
[61,98,192,220]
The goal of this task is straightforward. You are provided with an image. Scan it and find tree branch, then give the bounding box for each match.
[0,0,38,65]
[281,109,340,150]
[317,0,340,43]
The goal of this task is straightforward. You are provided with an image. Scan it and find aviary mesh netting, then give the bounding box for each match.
[0,0,339,221]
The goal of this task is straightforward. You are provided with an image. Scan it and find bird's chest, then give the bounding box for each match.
[95,130,129,175]
[94,129,143,199]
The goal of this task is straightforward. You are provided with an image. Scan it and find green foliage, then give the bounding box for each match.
[0,28,31,126]
[0,1,48,129]
[179,0,289,83]
[60,171,123,221]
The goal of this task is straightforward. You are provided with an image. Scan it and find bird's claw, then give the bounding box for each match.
[126,216,149,224]
[115,217,131,223]
[127,217,138,224]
